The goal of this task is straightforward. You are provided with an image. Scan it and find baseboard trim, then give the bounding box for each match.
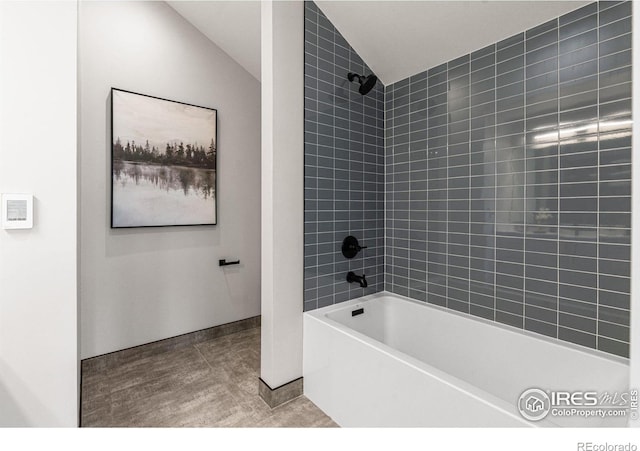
[258,377,304,408]
[81,316,261,375]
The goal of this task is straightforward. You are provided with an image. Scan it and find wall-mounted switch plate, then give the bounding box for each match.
[2,193,33,229]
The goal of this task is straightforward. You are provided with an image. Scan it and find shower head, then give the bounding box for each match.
[348,72,378,96]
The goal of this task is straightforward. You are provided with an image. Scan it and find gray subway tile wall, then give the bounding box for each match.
[305,0,631,359]
[304,1,385,311]
[386,1,632,358]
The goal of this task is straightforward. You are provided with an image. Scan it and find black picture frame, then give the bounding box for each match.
[110,88,218,228]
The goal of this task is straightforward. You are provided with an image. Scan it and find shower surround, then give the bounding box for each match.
[304,1,632,358]
[304,1,385,311]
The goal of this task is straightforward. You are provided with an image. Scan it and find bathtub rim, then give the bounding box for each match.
[306,290,629,368]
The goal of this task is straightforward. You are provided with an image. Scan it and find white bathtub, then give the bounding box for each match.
[303,292,630,427]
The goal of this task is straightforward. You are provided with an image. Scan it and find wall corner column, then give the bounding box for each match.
[0,0,79,426]
[260,0,305,395]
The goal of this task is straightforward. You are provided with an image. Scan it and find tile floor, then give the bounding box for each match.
[81,326,337,427]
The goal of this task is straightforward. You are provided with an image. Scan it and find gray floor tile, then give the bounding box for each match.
[81,326,337,428]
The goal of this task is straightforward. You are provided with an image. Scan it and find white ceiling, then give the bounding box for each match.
[167,1,261,81]
[316,1,591,85]
[167,1,591,86]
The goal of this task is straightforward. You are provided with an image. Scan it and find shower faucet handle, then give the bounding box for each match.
[342,235,367,259]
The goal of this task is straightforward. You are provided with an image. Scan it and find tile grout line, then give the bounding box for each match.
[595,3,601,351]
[193,343,215,371]
[467,58,471,314]
[333,16,338,307]
[446,61,450,311]
[556,17,561,341]
[520,29,526,332]
[408,75,412,299]
[494,41,498,323]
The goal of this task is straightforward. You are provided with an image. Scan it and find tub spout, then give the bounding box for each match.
[347,271,368,288]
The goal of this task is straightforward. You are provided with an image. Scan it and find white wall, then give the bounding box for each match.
[79,1,261,359]
[260,0,304,389]
[0,1,78,426]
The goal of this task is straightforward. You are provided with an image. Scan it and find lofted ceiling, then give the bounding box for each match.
[316,1,591,85]
[168,0,591,86]
[167,1,261,81]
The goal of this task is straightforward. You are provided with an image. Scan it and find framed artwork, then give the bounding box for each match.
[111,88,217,228]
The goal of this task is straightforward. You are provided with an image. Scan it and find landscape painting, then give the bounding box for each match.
[111,88,217,228]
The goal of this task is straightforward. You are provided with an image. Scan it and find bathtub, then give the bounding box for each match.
[303,292,630,427]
